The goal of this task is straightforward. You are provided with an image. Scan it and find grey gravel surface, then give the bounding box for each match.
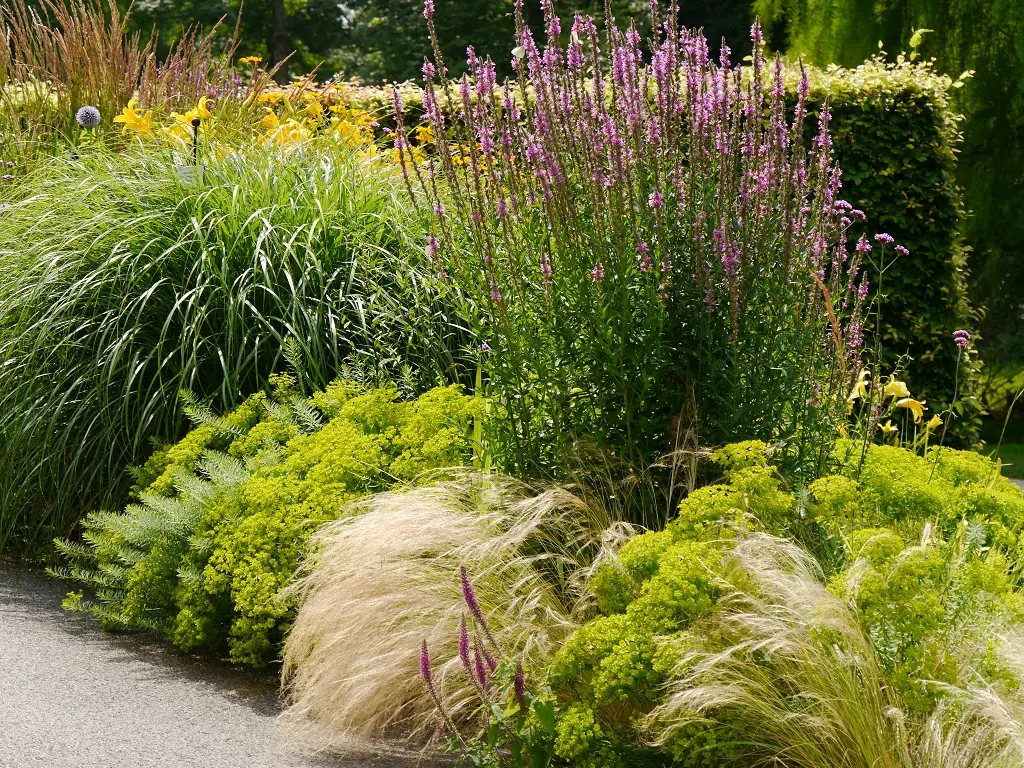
[1013,478,1024,491]
[0,563,423,768]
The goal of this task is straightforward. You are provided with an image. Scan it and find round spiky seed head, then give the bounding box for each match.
[76,105,101,128]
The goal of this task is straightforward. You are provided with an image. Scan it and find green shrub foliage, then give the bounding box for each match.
[549,440,1024,765]
[54,377,479,665]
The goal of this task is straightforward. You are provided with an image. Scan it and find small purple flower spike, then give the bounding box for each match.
[953,329,971,350]
[420,640,433,684]
[473,641,491,692]
[458,615,471,670]
[514,657,526,702]
[460,565,483,622]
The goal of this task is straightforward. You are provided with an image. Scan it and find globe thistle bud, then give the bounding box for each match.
[76,106,101,129]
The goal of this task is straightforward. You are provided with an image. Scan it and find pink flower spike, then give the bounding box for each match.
[420,640,433,684]
[458,615,471,670]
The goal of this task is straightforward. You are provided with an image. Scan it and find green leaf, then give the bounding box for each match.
[486,720,500,750]
[533,699,556,734]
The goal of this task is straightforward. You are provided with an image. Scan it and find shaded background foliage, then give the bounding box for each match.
[107,0,754,82]
[798,62,982,444]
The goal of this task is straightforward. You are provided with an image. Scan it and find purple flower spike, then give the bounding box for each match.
[473,642,491,692]
[460,565,483,622]
[422,0,434,19]
[953,329,971,350]
[482,641,498,672]
[591,261,605,284]
[514,658,526,702]
[420,640,433,684]
[458,615,471,670]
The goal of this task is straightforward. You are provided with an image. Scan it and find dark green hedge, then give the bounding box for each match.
[795,59,982,445]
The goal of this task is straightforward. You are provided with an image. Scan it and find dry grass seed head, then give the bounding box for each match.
[281,472,609,750]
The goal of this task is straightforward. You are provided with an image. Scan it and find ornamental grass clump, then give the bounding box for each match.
[281,474,607,749]
[0,141,460,554]
[398,3,867,482]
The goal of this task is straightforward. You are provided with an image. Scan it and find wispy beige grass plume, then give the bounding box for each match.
[281,472,609,751]
[651,533,1024,768]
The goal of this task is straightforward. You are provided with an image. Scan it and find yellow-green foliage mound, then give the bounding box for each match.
[548,441,1024,767]
[54,376,479,665]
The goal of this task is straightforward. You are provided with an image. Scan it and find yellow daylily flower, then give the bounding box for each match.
[879,420,899,434]
[884,379,910,399]
[261,109,280,131]
[170,97,213,128]
[268,118,309,146]
[848,369,870,403]
[926,414,942,430]
[239,55,263,65]
[837,422,849,437]
[331,119,368,148]
[257,92,284,106]
[304,99,324,120]
[896,397,927,423]
[112,98,153,136]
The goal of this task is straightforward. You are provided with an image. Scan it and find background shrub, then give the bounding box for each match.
[0,140,465,554]
[796,56,983,445]
[55,377,479,665]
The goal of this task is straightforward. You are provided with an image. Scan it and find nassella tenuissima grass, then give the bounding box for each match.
[0,138,465,554]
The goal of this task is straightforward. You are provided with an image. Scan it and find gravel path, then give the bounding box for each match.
[1013,478,1024,491]
[0,563,422,768]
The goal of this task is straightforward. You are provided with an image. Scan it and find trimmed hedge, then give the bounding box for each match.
[796,57,982,445]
